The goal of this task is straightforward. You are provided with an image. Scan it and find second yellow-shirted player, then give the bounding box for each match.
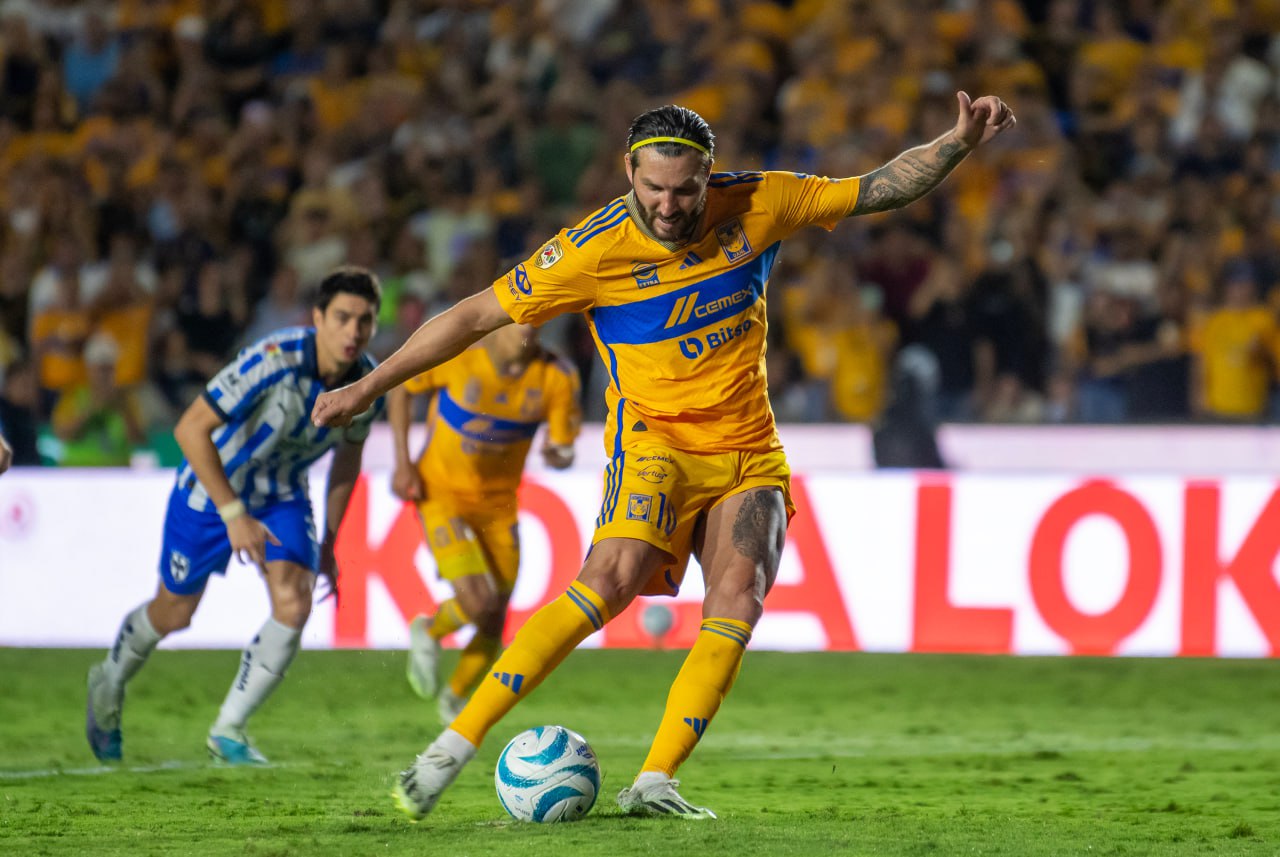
[388,322,581,723]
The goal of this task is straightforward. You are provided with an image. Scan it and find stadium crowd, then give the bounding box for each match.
[0,0,1277,467]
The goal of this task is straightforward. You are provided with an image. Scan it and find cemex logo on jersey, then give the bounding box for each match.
[664,288,753,329]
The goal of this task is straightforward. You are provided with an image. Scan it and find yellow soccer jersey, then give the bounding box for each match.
[405,346,581,502]
[494,170,861,454]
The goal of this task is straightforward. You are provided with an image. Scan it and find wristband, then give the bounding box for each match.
[217,499,247,523]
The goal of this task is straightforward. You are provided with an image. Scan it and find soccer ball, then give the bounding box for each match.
[494,725,601,823]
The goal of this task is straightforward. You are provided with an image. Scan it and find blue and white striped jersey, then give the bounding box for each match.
[174,327,383,512]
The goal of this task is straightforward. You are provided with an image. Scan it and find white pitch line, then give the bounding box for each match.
[0,759,307,780]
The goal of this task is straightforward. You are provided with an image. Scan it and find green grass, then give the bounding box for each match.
[1,649,1278,856]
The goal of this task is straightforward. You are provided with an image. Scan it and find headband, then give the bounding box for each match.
[628,136,710,156]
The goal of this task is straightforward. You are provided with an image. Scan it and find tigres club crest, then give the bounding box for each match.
[627,493,653,522]
[715,218,752,262]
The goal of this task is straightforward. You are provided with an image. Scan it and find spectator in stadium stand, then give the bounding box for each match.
[0,358,40,468]
[50,331,143,467]
[1192,261,1278,423]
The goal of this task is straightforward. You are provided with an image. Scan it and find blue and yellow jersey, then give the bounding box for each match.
[405,346,581,502]
[493,171,861,454]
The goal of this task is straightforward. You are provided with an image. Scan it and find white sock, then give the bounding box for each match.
[212,618,301,735]
[633,770,668,788]
[101,604,162,692]
[433,728,478,761]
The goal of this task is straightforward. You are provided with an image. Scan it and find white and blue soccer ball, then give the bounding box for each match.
[494,725,601,823]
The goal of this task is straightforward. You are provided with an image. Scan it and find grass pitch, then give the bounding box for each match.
[1,648,1277,856]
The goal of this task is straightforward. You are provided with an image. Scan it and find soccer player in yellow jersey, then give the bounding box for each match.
[389,323,581,724]
[314,92,1016,819]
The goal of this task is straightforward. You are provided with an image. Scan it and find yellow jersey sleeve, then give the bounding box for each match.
[493,201,626,325]
[760,171,862,234]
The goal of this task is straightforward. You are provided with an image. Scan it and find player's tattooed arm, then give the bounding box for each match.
[851,134,970,216]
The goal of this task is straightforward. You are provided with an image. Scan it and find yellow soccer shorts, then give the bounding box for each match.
[416,496,520,593]
[593,444,794,596]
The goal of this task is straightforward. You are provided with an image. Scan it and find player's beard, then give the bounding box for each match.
[639,198,704,245]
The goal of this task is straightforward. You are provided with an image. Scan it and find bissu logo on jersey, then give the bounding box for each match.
[664,288,753,329]
[678,318,754,359]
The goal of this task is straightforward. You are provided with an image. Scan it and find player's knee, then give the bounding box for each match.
[150,595,197,635]
[705,567,767,625]
[271,588,312,628]
[472,595,508,636]
[152,609,193,635]
[580,543,664,610]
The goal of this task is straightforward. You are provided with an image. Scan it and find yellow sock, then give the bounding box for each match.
[430,599,469,639]
[449,633,502,697]
[640,618,751,777]
[450,582,610,746]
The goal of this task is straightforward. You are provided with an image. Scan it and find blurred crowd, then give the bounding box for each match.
[0,0,1278,468]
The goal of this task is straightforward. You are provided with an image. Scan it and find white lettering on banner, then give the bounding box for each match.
[1,471,1279,657]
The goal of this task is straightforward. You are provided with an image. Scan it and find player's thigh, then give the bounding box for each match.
[593,444,709,597]
[258,497,321,571]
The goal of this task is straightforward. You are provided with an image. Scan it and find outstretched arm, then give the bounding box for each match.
[852,92,1015,216]
[313,288,513,427]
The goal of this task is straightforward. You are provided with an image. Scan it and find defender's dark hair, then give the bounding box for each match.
[626,105,715,168]
[315,266,381,311]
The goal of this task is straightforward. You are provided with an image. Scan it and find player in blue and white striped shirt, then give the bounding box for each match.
[86,267,384,765]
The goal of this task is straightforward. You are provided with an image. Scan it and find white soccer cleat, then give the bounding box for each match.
[391,731,475,821]
[617,775,717,819]
[436,687,466,725]
[406,614,440,700]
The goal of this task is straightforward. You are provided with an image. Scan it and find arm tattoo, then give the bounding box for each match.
[731,489,783,566]
[853,136,969,216]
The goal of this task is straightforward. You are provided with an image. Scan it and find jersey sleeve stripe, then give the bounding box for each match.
[571,208,630,247]
[202,389,230,421]
[566,200,625,243]
[709,171,764,186]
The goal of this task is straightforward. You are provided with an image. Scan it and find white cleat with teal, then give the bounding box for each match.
[207,729,268,765]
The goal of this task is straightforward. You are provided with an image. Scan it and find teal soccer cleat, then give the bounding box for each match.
[207,729,269,765]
